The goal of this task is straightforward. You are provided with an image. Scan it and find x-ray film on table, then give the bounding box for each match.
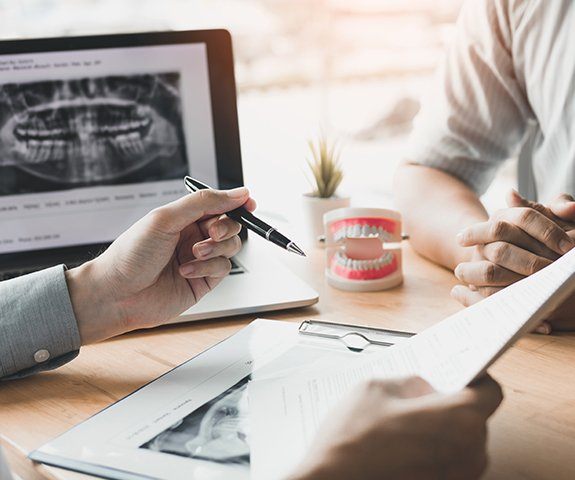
[30,319,389,480]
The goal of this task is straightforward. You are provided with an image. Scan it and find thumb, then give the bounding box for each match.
[149,187,250,233]
[549,193,575,222]
[455,375,503,418]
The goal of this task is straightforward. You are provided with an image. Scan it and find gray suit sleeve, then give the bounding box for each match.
[0,265,81,380]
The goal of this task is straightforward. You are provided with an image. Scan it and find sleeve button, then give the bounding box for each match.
[34,349,51,363]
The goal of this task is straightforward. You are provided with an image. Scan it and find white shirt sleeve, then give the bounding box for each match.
[407,0,533,195]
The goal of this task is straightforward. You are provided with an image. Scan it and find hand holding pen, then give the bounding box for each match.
[69,185,256,344]
[184,176,306,256]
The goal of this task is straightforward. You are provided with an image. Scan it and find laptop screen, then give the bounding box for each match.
[0,41,219,255]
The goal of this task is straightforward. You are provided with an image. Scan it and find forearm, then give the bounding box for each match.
[394,163,488,270]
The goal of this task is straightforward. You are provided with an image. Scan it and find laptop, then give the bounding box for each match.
[0,30,318,321]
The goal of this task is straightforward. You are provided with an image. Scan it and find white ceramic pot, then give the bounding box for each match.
[302,194,351,246]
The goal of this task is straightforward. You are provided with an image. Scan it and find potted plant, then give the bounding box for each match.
[302,135,350,245]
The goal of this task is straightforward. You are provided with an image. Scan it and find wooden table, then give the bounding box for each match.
[1,243,575,479]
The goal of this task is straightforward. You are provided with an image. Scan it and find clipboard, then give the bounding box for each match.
[30,318,414,480]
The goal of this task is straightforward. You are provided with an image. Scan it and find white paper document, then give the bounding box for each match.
[248,249,575,480]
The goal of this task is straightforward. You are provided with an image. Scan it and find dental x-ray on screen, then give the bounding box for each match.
[0,72,188,196]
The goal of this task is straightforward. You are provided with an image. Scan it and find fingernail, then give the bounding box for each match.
[560,238,574,254]
[196,243,213,257]
[454,265,462,280]
[535,323,551,335]
[227,187,249,198]
[180,263,195,276]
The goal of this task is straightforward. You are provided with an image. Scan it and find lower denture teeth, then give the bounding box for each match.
[28,140,43,162]
[134,139,145,154]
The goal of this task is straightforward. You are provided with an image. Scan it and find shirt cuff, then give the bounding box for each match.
[0,265,81,379]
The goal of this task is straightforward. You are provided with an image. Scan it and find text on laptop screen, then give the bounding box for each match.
[0,43,218,254]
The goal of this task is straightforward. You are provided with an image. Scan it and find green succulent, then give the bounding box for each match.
[306,136,344,198]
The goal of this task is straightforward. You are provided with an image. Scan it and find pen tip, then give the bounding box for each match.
[287,242,307,257]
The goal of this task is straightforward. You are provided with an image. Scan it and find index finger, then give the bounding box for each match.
[149,188,251,234]
[457,221,561,261]
[508,189,575,230]
[550,193,575,222]
[502,207,574,255]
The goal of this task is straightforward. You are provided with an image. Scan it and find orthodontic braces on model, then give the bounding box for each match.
[324,208,403,292]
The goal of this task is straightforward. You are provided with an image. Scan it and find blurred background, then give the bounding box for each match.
[0,0,513,216]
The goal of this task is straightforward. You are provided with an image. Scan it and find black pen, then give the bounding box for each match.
[184,176,306,257]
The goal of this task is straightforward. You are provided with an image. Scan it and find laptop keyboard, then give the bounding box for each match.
[0,261,84,281]
[0,257,245,282]
[0,269,36,281]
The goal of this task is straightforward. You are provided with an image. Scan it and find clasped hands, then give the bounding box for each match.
[452,190,575,333]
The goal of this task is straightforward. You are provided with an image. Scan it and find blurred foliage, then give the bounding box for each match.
[306,136,343,198]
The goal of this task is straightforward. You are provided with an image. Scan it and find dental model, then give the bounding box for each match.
[323,207,403,292]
